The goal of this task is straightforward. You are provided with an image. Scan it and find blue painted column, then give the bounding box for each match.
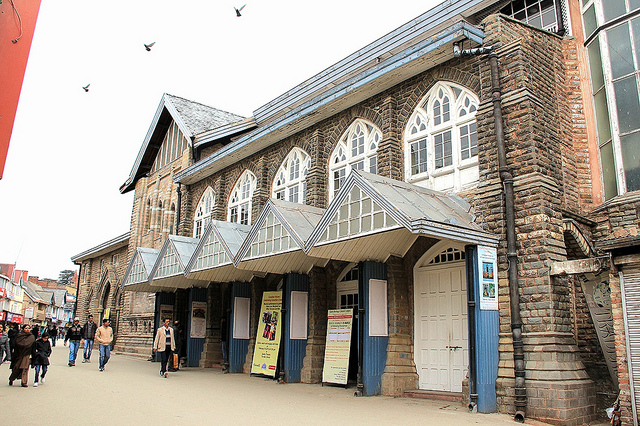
[360,261,388,396]
[186,287,207,367]
[467,246,499,413]
[283,273,309,382]
[229,282,251,373]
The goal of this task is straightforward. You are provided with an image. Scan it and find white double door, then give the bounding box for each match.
[414,262,468,392]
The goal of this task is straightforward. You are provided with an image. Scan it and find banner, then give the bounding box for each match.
[103,307,111,320]
[251,291,282,377]
[322,309,354,385]
[190,301,207,338]
[478,246,498,310]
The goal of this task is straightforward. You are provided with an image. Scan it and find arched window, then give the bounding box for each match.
[169,203,176,234]
[329,119,381,200]
[404,81,479,192]
[157,201,164,232]
[194,187,215,238]
[145,198,152,230]
[228,170,257,225]
[272,148,311,204]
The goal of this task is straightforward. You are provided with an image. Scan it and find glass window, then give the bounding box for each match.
[613,76,640,133]
[588,41,605,91]
[329,119,381,200]
[193,187,215,238]
[600,142,619,200]
[228,170,256,225]
[607,24,635,79]
[502,0,561,32]
[604,0,627,23]
[583,5,598,38]
[271,148,311,204]
[621,132,640,191]
[404,81,480,192]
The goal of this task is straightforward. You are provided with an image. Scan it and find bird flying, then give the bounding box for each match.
[144,42,156,51]
[82,84,90,92]
[234,4,246,17]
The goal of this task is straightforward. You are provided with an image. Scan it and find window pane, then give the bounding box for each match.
[633,17,640,65]
[583,5,597,39]
[594,89,612,143]
[608,24,635,79]
[614,76,640,133]
[621,132,640,192]
[588,40,604,92]
[632,0,640,11]
[600,142,619,201]
[603,0,627,23]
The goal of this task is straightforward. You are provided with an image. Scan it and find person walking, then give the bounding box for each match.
[169,320,183,372]
[153,319,175,378]
[95,318,113,372]
[0,325,10,364]
[49,324,58,347]
[81,315,97,363]
[32,332,52,387]
[8,324,35,387]
[64,317,83,366]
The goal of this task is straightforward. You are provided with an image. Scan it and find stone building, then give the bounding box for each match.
[71,0,640,424]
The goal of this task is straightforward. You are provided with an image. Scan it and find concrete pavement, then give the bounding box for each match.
[1,344,557,425]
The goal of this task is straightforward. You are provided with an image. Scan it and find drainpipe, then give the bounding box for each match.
[175,183,182,235]
[465,246,478,412]
[454,43,526,422]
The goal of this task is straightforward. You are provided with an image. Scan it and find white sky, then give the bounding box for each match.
[0,0,440,280]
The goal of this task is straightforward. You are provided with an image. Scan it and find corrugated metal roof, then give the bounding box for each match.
[71,232,130,263]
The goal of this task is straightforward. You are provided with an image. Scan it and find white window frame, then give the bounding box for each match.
[228,170,257,225]
[404,81,480,192]
[329,119,381,201]
[193,187,215,238]
[272,148,311,204]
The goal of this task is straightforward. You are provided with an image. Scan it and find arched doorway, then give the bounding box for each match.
[414,242,468,393]
[101,281,111,322]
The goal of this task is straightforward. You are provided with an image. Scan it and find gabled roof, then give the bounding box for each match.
[147,235,207,290]
[184,220,254,283]
[120,94,246,193]
[122,247,161,288]
[306,170,498,262]
[21,280,49,304]
[234,198,327,274]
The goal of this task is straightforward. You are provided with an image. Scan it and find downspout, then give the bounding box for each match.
[454,43,526,422]
[175,183,182,235]
[465,246,478,412]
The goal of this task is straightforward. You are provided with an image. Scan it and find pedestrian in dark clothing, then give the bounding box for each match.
[49,325,58,347]
[8,324,18,353]
[169,320,183,371]
[31,325,40,339]
[32,332,52,386]
[64,317,83,366]
[9,324,36,387]
[81,315,98,363]
[0,325,10,364]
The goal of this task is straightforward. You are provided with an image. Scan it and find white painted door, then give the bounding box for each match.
[415,262,468,392]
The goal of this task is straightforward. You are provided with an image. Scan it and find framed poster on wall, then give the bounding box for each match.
[478,246,498,310]
[190,301,207,338]
[160,304,173,323]
[322,308,354,385]
[251,291,283,377]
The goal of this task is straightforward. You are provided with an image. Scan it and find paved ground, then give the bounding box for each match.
[0,345,586,425]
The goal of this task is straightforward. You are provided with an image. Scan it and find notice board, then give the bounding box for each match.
[322,308,354,385]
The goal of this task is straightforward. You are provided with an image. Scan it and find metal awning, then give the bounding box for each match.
[235,198,328,274]
[121,247,161,292]
[147,235,208,291]
[306,170,499,263]
[185,220,255,283]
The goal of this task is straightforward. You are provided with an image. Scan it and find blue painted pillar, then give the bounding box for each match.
[229,282,251,373]
[283,273,309,382]
[360,261,388,396]
[186,287,207,367]
[467,246,499,413]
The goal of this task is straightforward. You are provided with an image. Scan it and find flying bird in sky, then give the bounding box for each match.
[82,84,90,92]
[144,42,156,51]
[234,4,246,17]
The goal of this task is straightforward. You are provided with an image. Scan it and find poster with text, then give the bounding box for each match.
[160,304,174,323]
[190,301,207,338]
[478,245,498,310]
[251,291,283,377]
[322,308,354,385]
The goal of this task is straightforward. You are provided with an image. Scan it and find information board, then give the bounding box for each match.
[322,308,354,385]
[478,246,499,310]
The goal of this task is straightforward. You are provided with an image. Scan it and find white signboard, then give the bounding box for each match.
[233,297,250,340]
[478,246,498,310]
[369,279,388,336]
[289,291,308,340]
[190,301,207,338]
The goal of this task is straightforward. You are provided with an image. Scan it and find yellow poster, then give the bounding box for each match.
[322,308,354,385]
[251,291,283,377]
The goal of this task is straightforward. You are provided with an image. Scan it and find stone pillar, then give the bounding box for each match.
[382,255,418,395]
[307,129,327,209]
[300,266,328,383]
[377,95,403,181]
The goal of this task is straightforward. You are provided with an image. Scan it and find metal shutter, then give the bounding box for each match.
[622,267,640,425]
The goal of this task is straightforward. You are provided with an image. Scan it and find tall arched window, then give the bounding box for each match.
[145,198,152,230]
[228,170,257,225]
[169,203,176,234]
[272,148,311,204]
[404,81,479,192]
[157,201,164,232]
[194,187,215,238]
[329,119,381,200]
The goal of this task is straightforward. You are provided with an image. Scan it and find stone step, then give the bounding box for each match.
[403,390,463,403]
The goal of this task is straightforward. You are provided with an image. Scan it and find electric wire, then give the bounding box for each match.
[9,0,23,44]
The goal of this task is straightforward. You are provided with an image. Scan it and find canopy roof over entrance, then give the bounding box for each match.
[122,247,161,293]
[185,220,254,283]
[147,235,208,291]
[306,170,498,263]
[235,198,327,274]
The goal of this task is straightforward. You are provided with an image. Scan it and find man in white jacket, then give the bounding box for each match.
[153,318,175,378]
[95,318,113,372]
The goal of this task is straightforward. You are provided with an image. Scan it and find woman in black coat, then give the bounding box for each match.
[9,324,35,387]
